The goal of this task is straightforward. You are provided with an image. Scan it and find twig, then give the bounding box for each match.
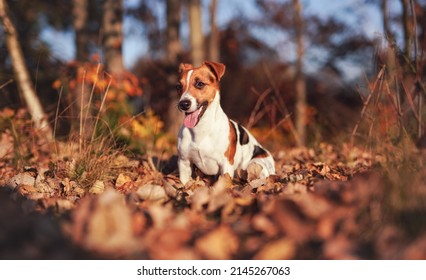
[0,79,13,90]
[79,70,87,154]
[351,65,386,144]
[259,113,292,143]
[90,74,112,144]
[53,86,63,155]
[400,78,420,122]
[247,88,271,129]
[262,63,300,144]
[83,63,102,136]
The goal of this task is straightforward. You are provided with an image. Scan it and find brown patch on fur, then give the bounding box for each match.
[178,61,225,106]
[224,119,237,165]
[203,61,226,81]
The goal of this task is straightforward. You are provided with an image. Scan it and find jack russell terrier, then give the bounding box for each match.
[176,61,275,185]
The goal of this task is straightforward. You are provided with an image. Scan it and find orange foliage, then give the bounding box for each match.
[53,55,142,102]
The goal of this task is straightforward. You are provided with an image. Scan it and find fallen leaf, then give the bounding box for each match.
[7,173,35,191]
[136,184,167,201]
[207,176,232,213]
[83,188,138,254]
[115,173,133,188]
[0,133,13,159]
[323,235,357,260]
[195,226,239,259]
[55,199,75,212]
[191,186,210,212]
[247,162,263,182]
[252,214,278,237]
[254,238,296,260]
[89,180,105,194]
[148,203,174,229]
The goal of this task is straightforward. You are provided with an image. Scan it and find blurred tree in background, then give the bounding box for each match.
[0,0,425,146]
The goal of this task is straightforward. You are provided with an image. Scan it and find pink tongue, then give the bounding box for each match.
[184,109,201,128]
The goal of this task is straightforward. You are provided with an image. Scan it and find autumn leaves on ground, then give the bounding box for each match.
[1,96,426,260]
[2,0,426,261]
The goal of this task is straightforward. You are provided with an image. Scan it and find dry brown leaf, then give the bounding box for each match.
[247,162,263,182]
[191,186,210,212]
[249,178,267,190]
[265,199,314,242]
[61,178,72,195]
[7,173,35,191]
[254,238,296,260]
[252,214,278,237]
[89,180,105,194]
[323,235,357,260]
[84,188,138,253]
[317,216,336,240]
[132,212,148,236]
[374,225,404,259]
[289,194,332,219]
[55,199,75,212]
[282,182,308,195]
[207,176,232,213]
[148,203,174,229]
[146,228,196,259]
[402,235,426,259]
[162,179,178,198]
[0,133,13,159]
[195,226,239,259]
[115,173,133,188]
[136,184,167,201]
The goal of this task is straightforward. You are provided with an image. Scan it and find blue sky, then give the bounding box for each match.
[40,0,398,79]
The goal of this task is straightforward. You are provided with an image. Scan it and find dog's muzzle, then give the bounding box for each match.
[178,99,192,112]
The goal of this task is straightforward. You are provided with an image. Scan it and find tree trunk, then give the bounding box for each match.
[166,0,183,136]
[292,0,306,147]
[73,0,90,61]
[401,0,412,59]
[72,0,91,137]
[166,0,181,63]
[0,0,52,140]
[102,0,124,77]
[208,0,219,62]
[188,0,204,66]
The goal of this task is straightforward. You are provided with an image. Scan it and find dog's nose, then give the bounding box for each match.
[178,99,191,111]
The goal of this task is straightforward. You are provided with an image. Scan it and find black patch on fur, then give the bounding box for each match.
[238,124,249,145]
[252,145,268,159]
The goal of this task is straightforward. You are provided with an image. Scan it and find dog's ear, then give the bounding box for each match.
[179,63,193,73]
[203,61,226,81]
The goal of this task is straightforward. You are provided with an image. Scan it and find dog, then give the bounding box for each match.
[176,61,275,185]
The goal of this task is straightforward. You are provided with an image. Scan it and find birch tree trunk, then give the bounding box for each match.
[188,0,204,66]
[0,0,52,140]
[293,0,306,146]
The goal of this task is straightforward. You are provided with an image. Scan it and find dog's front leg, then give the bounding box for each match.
[221,162,235,179]
[178,158,192,185]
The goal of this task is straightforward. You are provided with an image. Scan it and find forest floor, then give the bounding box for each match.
[1,120,426,260]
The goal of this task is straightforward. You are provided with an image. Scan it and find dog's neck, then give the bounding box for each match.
[186,90,227,139]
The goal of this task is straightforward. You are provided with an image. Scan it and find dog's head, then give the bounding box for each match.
[177,61,226,128]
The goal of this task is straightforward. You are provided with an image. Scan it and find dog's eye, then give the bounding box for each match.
[194,80,205,89]
[176,83,183,92]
